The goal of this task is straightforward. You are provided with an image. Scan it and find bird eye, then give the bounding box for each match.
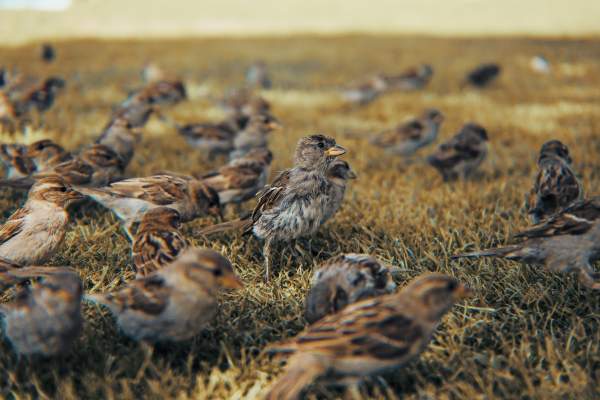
[59,187,67,192]
[317,142,324,148]
[446,280,458,291]
[213,269,223,277]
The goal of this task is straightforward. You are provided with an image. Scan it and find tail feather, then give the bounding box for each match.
[196,218,251,236]
[451,245,522,260]
[0,177,35,189]
[266,353,328,400]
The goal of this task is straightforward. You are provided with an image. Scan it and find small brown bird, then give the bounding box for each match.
[132,207,189,278]
[465,63,501,88]
[525,140,583,224]
[110,102,157,129]
[382,64,434,91]
[0,139,70,180]
[305,253,397,324]
[370,109,444,156]
[86,247,243,342]
[266,273,471,400]
[0,176,83,265]
[322,159,357,222]
[96,117,143,168]
[218,88,271,116]
[427,123,489,181]
[246,61,272,89]
[230,113,281,158]
[342,74,387,105]
[0,266,83,357]
[10,76,65,120]
[453,196,600,289]
[76,174,221,239]
[198,147,273,206]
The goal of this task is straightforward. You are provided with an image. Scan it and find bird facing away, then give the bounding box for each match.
[427,123,489,181]
[322,159,357,223]
[76,174,221,239]
[453,196,600,289]
[0,266,83,357]
[305,253,397,324]
[266,273,471,400]
[525,140,583,224]
[466,63,501,88]
[198,147,273,206]
[132,207,189,278]
[86,247,243,342]
[0,176,83,265]
[370,109,444,156]
[230,113,281,159]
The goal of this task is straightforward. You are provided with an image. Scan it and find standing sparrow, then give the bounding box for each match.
[96,117,143,168]
[370,109,444,156]
[198,147,273,206]
[266,273,471,400]
[453,197,600,289]
[525,140,583,224]
[132,207,189,278]
[230,113,281,159]
[427,123,489,181]
[0,266,83,357]
[0,176,83,265]
[304,253,397,324]
[246,61,272,89]
[322,159,357,223]
[76,174,221,239]
[465,63,501,88]
[382,64,434,91]
[342,74,387,105]
[86,247,243,342]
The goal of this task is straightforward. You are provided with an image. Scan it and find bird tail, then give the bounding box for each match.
[451,245,522,260]
[0,176,35,189]
[196,217,252,236]
[266,353,328,400]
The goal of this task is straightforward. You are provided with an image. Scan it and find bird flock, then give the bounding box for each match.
[0,44,596,400]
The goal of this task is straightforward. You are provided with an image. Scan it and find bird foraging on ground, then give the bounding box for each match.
[76,174,221,240]
[0,266,83,357]
[305,253,397,324]
[427,123,488,181]
[465,63,501,88]
[370,108,444,156]
[131,207,189,278]
[86,247,243,342]
[0,139,71,180]
[0,176,84,265]
[266,273,471,400]
[524,140,583,224]
[381,64,434,91]
[453,197,600,289]
[342,74,387,105]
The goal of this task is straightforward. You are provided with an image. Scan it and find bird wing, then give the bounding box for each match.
[101,274,171,315]
[49,158,94,185]
[200,165,261,192]
[103,175,189,205]
[0,207,29,245]
[537,161,582,206]
[251,169,291,223]
[133,229,189,277]
[178,124,233,140]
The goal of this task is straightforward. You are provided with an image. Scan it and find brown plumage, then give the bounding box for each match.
[132,207,189,278]
[266,274,471,400]
[427,123,489,181]
[381,64,434,91]
[96,117,143,168]
[453,197,600,289]
[525,140,583,224]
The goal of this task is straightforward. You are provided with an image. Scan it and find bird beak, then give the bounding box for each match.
[347,169,357,179]
[325,145,346,157]
[455,283,473,300]
[267,118,283,130]
[219,274,244,289]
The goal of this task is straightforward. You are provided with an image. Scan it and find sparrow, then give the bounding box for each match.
[0,176,83,265]
[86,247,243,342]
[96,117,143,168]
[370,109,444,156]
[175,113,249,158]
[0,266,83,357]
[246,61,272,89]
[230,113,281,159]
[453,197,600,289]
[131,207,189,278]
[305,253,397,324]
[266,273,471,400]
[41,43,56,63]
[76,174,221,239]
[218,88,271,116]
[10,76,65,118]
[382,64,434,91]
[0,139,70,180]
[197,147,273,205]
[427,123,489,181]
[341,74,387,105]
[125,79,186,108]
[110,102,157,129]
[525,140,583,224]
[465,63,501,88]
[322,159,357,223]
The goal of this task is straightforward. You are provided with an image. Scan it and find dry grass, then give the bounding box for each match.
[1,35,600,399]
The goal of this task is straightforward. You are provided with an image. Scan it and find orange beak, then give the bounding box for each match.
[219,274,244,289]
[325,145,346,157]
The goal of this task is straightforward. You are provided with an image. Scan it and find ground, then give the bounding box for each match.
[0,36,599,399]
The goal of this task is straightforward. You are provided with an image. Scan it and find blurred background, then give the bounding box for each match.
[1,0,599,44]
